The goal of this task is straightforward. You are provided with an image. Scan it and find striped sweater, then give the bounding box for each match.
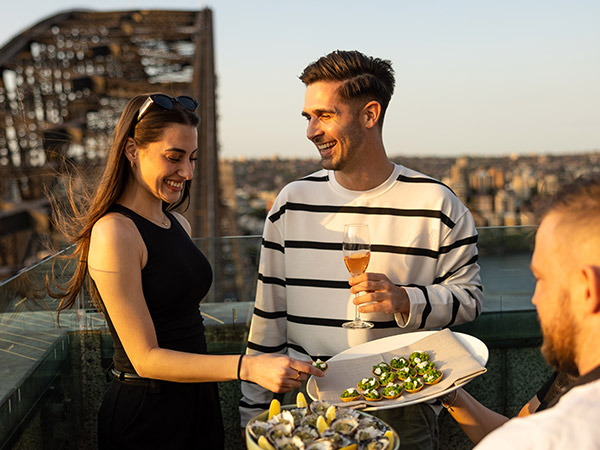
[240,164,483,424]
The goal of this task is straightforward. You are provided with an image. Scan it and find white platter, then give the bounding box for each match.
[306,330,488,411]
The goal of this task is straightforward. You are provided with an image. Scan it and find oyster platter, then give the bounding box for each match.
[246,393,400,450]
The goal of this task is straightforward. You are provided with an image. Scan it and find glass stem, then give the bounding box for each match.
[354,293,361,322]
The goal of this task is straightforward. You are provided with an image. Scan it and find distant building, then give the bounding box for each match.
[538,174,560,196]
[494,188,517,214]
[520,211,537,226]
[472,194,494,214]
[448,158,470,202]
[489,167,505,189]
[471,169,494,194]
[504,211,519,226]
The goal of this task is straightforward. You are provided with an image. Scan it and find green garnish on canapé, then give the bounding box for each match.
[390,356,409,370]
[357,377,379,391]
[363,388,382,400]
[396,366,417,380]
[423,368,443,384]
[409,351,430,367]
[378,370,396,385]
[312,359,328,372]
[382,383,402,398]
[372,362,391,374]
[403,376,424,392]
[416,360,436,375]
[341,387,360,398]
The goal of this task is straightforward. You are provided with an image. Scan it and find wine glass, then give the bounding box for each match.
[342,224,374,329]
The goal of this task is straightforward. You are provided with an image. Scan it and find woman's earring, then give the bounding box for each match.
[130,159,135,169]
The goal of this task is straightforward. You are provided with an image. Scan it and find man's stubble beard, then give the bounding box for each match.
[540,293,580,376]
[320,120,364,173]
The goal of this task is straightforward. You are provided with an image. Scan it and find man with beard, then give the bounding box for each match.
[239,50,483,450]
[469,176,600,449]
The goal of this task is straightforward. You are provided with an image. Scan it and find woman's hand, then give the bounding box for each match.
[242,354,325,393]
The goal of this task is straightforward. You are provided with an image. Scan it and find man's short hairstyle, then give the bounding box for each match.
[543,176,600,219]
[299,50,395,125]
[540,176,600,253]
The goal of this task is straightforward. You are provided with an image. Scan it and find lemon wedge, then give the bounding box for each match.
[257,435,276,450]
[325,405,336,424]
[316,414,329,434]
[384,430,394,447]
[267,398,280,420]
[339,444,357,450]
[296,392,308,408]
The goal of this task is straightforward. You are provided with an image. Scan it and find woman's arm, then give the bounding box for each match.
[441,388,510,445]
[88,214,321,390]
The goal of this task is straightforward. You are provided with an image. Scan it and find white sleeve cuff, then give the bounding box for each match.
[394,286,425,328]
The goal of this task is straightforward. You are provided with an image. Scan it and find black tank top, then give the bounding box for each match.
[100,204,213,373]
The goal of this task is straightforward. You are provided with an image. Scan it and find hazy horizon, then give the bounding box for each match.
[221,148,600,162]
[1,0,598,160]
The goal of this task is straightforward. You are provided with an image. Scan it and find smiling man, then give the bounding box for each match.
[239,50,483,450]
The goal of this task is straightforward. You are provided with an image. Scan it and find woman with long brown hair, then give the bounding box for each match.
[51,93,322,449]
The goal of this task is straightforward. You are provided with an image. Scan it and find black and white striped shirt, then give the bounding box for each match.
[240,164,483,424]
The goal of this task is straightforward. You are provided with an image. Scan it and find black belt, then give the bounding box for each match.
[110,367,162,392]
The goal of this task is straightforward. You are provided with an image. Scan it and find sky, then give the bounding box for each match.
[1,0,599,160]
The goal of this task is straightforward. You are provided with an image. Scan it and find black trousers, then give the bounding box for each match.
[370,402,439,450]
[98,378,224,449]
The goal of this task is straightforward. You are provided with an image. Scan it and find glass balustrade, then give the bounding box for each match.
[0,226,542,449]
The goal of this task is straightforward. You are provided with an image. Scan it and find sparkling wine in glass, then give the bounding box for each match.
[342,224,374,329]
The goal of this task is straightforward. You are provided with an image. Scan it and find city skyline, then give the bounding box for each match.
[1,0,598,160]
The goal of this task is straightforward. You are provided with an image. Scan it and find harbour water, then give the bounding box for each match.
[479,252,535,312]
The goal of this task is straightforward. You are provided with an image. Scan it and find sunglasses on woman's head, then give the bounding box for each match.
[137,94,199,122]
